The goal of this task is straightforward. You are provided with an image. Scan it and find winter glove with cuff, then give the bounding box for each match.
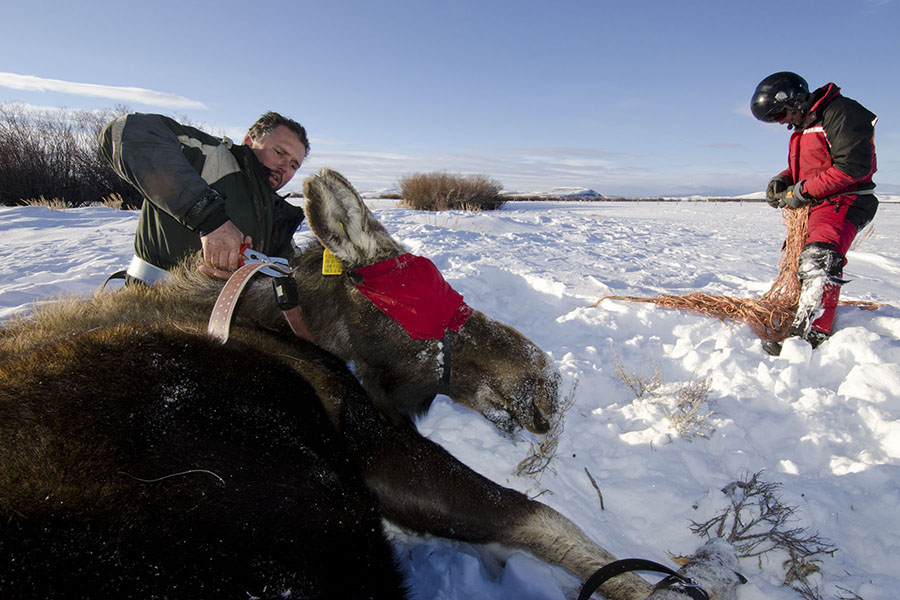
[782,181,816,209]
[768,180,816,210]
[765,175,792,208]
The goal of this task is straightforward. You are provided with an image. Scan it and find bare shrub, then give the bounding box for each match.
[691,471,842,600]
[613,350,663,398]
[666,374,715,440]
[0,103,141,208]
[399,171,505,211]
[583,467,605,510]
[612,348,715,439]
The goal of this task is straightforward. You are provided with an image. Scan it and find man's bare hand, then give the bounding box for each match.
[199,221,251,279]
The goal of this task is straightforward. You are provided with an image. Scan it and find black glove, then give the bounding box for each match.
[767,180,816,210]
[782,181,815,209]
[765,175,792,208]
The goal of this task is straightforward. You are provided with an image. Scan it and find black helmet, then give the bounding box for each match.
[751,72,811,122]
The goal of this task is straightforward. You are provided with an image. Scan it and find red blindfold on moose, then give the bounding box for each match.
[352,253,473,340]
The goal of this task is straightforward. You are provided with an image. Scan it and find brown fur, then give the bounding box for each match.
[0,323,407,598]
[0,264,653,599]
[0,169,663,599]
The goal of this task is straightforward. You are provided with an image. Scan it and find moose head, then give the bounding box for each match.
[295,168,560,433]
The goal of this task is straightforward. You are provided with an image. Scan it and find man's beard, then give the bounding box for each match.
[262,165,281,190]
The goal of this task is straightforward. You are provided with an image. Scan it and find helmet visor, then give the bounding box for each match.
[763,107,787,123]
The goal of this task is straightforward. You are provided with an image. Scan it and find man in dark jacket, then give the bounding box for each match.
[751,72,878,355]
[100,111,309,284]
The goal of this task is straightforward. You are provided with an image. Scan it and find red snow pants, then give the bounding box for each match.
[804,203,859,334]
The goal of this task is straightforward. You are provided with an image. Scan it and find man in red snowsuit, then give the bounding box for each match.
[751,72,878,356]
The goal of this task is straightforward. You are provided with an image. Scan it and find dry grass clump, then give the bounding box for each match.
[20,193,126,211]
[399,171,506,211]
[99,193,125,210]
[21,196,69,211]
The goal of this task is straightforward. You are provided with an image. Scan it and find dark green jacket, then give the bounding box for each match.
[99,113,305,271]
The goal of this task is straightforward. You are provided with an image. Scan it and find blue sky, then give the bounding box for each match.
[2,0,897,196]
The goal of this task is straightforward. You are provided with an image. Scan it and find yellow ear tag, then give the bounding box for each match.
[322,248,343,275]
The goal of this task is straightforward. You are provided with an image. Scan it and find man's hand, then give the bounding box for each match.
[766,175,792,208]
[199,221,251,279]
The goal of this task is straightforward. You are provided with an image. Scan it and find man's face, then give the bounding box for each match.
[244,125,306,190]
[778,109,805,129]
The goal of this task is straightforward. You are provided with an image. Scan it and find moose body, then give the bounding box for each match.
[0,325,405,598]
[0,263,650,600]
[0,169,741,599]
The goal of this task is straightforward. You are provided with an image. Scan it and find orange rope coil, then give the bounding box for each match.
[594,207,881,342]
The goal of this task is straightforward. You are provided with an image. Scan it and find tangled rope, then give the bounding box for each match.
[593,206,881,342]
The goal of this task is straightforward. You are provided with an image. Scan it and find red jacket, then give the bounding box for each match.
[778,83,878,225]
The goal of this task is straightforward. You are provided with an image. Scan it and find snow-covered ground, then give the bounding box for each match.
[1,200,898,600]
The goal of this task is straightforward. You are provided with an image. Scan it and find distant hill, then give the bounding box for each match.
[502,187,604,199]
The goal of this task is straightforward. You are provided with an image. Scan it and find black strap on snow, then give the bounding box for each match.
[97,269,127,293]
[577,558,709,600]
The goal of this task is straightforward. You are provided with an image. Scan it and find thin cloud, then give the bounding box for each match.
[292,144,769,198]
[0,72,206,110]
[295,146,647,195]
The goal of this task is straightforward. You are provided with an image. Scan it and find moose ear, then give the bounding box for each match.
[302,168,404,267]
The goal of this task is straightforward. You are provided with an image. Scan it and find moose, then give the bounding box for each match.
[219,167,561,435]
[0,169,742,599]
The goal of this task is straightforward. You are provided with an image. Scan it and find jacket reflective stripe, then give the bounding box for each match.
[176,135,241,185]
[109,116,128,175]
[801,126,830,149]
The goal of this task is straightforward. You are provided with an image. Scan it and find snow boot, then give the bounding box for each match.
[763,340,783,356]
